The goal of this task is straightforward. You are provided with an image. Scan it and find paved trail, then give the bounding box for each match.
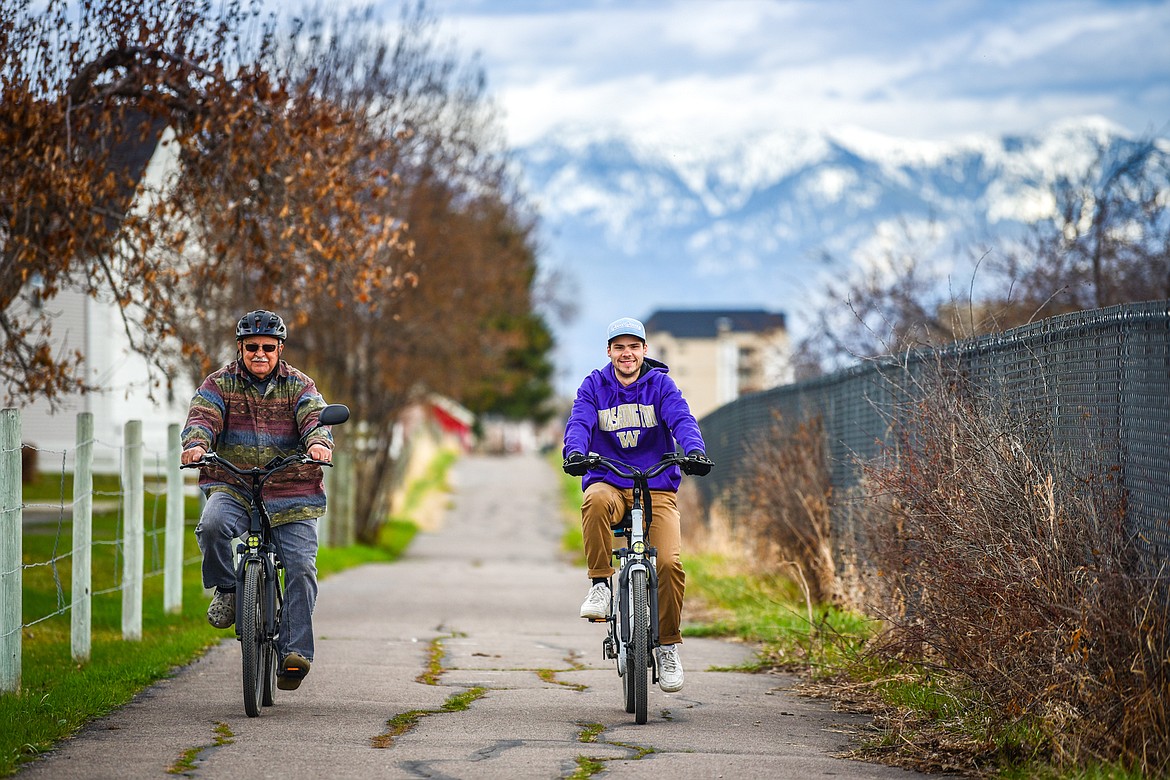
[19,454,927,779]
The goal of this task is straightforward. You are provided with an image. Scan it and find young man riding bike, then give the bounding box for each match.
[180,310,334,691]
[562,317,713,693]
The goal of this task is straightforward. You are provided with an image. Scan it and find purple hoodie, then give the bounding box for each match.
[562,357,706,491]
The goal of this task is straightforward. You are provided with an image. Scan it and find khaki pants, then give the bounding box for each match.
[581,481,685,645]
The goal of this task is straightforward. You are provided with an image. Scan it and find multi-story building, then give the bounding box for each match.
[643,309,790,419]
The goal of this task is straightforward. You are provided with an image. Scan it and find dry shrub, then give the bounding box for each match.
[679,479,741,558]
[862,367,1170,774]
[740,412,840,606]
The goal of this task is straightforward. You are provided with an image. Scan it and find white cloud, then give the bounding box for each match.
[419,0,1170,146]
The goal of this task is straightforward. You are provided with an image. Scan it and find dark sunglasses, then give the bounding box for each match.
[243,343,279,353]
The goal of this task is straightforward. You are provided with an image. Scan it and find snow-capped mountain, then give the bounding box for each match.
[516,116,1165,392]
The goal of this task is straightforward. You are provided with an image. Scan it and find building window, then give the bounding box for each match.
[29,273,46,310]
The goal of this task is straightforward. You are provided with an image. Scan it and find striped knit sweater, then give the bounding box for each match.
[181,359,333,526]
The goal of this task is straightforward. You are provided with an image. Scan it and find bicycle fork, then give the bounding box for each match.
[603,507,660,671]
[616,558,659,647]
[234,511,280,644]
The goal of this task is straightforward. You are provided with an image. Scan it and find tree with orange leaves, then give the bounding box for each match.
[0,0,408,405]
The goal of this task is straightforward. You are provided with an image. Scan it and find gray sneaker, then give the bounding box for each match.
[656,644,684,692]
[206,588,235,629]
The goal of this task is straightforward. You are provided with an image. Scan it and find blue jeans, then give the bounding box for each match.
[195,491,319,662]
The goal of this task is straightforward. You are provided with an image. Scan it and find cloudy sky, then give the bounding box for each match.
[334,0,1170,390]
[390,0,1169,147]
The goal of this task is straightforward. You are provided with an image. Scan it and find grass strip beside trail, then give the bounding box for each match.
[681,554,874,673]
[2,573,227,777]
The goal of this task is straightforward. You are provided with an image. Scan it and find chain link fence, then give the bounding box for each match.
[697,299,1170,569]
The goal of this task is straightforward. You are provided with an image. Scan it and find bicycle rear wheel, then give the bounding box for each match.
[622,642,635,714]
[628,569,650,724]
[261,640,277,707]
[261,567,281,707]
[617,580,634,713]
[240,559,265,717]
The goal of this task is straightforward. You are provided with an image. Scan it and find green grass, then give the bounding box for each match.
[4,506,224,776]
[681,554,875,673]
[371,687,488,749]
[20,470,124,504]
[399,449,458,517]
[560,483,585,564]
[569,755,606,779]
[168,721,234,774]
[2,459,434,777]
[316,519,417,577]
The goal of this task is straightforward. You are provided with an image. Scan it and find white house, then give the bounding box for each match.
[8,126,194,475]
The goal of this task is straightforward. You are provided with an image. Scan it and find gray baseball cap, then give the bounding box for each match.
[607,317,646,342]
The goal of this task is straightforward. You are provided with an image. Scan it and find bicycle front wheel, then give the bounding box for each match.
[240,559,266,717]
[629,568,650,724]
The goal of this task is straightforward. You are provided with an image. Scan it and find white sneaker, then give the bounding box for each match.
[656,644,684,692]
[579,582,610,620]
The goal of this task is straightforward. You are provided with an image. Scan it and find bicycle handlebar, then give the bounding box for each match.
[179,402,348,481]
[584,452,685,482]
[180,451,333,481]
[564,451,712,482]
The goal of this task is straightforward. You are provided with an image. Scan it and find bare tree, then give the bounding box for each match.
[2,1,246,401]
[1,0,558,540]
[990,136,1170,318]
[799,217,978,370]
[799,133,1170,372]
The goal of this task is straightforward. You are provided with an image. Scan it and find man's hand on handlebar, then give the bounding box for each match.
[181,445,207,466]
[681,450,714,476]
[308,443,332,464]
[563,451,591,476]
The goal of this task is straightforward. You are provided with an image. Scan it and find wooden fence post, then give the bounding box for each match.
[0,408,21,693]
[332,449,356,547]
[72,412,94,663]
[164,424,183,614]
[319,459,332,548]
[121,420,144,641]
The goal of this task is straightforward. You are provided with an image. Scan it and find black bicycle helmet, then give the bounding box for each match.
[235,310,287,341]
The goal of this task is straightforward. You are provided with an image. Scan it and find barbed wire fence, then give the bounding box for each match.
[696,299,1170,586]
